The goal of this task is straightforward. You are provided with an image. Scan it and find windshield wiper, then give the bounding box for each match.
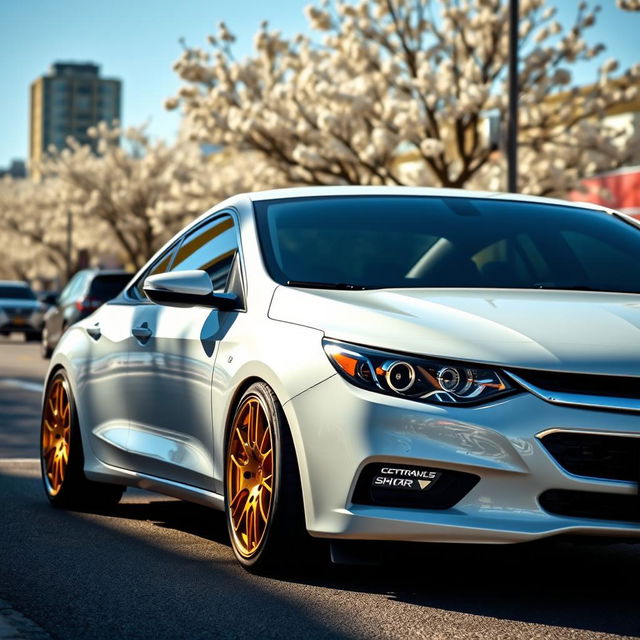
[286,280,371,290]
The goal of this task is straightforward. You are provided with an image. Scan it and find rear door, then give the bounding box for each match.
[125,213,240,490]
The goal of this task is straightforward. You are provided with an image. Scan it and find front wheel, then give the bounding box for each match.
[40,370,124,509]
[225,382,310,572]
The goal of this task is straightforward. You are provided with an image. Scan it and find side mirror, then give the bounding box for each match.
[143,270,239,310]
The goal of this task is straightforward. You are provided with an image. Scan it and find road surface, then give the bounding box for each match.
[0,336,638,639]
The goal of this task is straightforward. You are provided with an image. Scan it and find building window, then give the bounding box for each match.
[75,95,91,111]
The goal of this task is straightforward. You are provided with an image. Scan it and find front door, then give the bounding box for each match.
[123,213,240,490]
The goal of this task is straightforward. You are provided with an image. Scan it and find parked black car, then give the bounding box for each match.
[41,269,132,358]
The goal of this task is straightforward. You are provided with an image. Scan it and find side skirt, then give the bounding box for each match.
[85,462,225,510]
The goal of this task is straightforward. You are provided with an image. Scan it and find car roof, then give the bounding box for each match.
[238,185,609,213]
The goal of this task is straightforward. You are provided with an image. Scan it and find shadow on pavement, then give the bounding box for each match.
[0,468,358,640]
[86,492,640,637]
[2,464,639,639]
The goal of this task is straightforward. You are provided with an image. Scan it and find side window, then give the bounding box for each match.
[170,215,238,292]
[134,245,177,300]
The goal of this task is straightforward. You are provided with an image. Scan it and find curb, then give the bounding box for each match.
[0,600,51,640]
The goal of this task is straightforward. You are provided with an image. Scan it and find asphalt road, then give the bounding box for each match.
[1,336,639,639]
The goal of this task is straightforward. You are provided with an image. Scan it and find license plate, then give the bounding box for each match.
[371,466,441,492]
[12,317,25,325]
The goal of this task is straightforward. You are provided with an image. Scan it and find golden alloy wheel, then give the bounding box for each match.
[41,378,71,496]
[226,396,274,557]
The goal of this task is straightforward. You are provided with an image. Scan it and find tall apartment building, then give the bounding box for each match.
[29,62,121,170]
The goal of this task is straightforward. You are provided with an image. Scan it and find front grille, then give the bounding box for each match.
[540,489,640,523]
[539,431,639,481]
[509,368,640,400]
[352,463,479,510]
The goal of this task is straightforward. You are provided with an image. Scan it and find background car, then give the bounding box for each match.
[41,269,132,358]
[0,280,44,341]
[40,187,640,573]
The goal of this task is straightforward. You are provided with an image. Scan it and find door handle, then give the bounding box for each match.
[132,324,152,343]
[87,323,101,340]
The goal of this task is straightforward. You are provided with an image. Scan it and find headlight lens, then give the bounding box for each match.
[323,338,515,406]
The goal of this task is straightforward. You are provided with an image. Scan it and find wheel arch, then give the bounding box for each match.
[221,376,309,523]
[43,363,65,400]
[42,362,92,461]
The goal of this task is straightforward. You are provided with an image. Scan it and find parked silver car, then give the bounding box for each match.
[41,187,640,572]
[0,281,44,341]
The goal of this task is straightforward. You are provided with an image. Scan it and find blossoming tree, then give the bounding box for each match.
[169,0,640,196]
[0,122,278,279]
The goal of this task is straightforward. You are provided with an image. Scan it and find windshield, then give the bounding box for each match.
[254,195,640,293]
[0,285,36,300]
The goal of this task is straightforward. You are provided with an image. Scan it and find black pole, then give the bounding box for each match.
[66,209,73,280]
[507,0,519,192]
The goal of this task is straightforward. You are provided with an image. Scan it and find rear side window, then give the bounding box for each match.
[170,215,238,292]
[89,274,132,302]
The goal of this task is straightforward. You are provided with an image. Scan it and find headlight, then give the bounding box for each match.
[323,338,515,406]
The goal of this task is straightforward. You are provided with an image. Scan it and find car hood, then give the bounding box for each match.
[0,298,41,311]
[269,287,640,376]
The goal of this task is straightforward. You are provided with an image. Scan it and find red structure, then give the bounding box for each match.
[569,166,640,218]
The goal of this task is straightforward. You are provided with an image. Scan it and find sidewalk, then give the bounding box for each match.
[0,600,51,640]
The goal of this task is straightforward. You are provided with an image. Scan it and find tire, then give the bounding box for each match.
[26,331,41,343]
[40,369,124,509]
[224,382,311,572]
[41,328,53,359]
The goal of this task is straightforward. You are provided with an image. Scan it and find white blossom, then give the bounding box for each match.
[0,125,276,279]
[169,0,640,194]
[617,0,640,10]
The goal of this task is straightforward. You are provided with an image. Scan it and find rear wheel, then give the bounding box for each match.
[225,382,310,571]
[40,370,124,509]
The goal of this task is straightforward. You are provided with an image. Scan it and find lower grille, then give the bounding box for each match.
[540,489,640,523]
[539,431,639,482]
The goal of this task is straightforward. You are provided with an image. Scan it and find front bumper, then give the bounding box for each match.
[284,374,640,543]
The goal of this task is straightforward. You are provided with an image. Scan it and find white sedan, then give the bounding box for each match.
[41,186,640,571]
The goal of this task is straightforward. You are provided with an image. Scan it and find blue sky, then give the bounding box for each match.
[0,0,638,168]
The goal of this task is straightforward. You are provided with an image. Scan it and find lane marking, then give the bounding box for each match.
[0,378,44,393]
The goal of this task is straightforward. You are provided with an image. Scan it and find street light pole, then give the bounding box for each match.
[507,0,519,193]
[66,209,73,280]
